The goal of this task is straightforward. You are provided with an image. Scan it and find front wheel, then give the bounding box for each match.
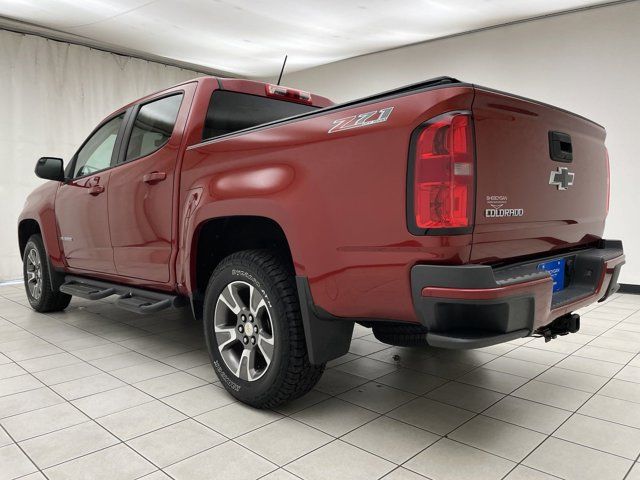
[23,234,71,312]
[203,250,324,408]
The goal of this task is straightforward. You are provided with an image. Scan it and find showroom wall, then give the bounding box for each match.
[0,29,204,281]
[278,1,640,284]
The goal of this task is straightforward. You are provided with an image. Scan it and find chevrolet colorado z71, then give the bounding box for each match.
[19,76,624,407]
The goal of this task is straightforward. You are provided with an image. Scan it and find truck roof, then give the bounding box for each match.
[120,75,334,111]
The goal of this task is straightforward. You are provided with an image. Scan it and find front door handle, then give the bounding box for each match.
[143,171,167,184]
[88,185,105,195]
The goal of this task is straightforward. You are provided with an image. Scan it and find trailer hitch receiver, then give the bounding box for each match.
[535,313,580,343]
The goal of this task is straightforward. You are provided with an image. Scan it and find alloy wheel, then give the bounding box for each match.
[213,280,275,381]
[25,247,42,300]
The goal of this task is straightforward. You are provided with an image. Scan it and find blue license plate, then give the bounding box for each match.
[538,258,566,293]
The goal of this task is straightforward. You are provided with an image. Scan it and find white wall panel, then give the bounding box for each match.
[0,29,203,281]
[278,2,640,284]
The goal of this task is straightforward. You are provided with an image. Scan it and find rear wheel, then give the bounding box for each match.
[23,235,71,312]
[203,249,324,408]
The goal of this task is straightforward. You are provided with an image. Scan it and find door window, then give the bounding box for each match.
[73,114,124,178]
[125,94,183,162]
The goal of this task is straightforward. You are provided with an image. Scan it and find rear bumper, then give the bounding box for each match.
[411,240,625,349]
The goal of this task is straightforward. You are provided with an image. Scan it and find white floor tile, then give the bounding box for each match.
[236,417,332,465]
[0,444,38,479]
[196,401,282,438]
[449,415,545,461]
[291,398,378,437]
[342,416,439,464]
[554,413,640,459]
[524,437,632,480]
[128,419,225,467]
[512,380,590,410]
[404,438,515,480]
[44,443,156,480]
[387,397,474,436]
[20,421,118,468]
[165,441,276,480]
[1,402,88,441]
[2,289,640,480]
[287,440,394,480]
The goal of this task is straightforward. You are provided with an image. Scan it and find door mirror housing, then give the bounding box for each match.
[35,157,65,181]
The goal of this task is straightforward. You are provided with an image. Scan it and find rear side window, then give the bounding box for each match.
[125,94,183,161]
[202,91,318,140]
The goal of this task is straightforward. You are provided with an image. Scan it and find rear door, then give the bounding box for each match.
[107,84,195,283]
[56,113,126,273]
[471,88,608,263]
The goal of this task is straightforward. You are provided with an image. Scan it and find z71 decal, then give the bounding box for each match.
[328,106,394,134]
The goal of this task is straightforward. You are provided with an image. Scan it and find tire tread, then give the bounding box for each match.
[206,249,324,408]
[23,234,71,313]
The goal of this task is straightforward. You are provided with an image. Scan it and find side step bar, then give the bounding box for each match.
[59,275,186,314]
[58,282,116,301]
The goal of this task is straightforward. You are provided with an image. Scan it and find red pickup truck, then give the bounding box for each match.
[19,76,624,407]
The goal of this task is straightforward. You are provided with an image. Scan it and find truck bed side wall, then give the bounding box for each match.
[180,86,475,323]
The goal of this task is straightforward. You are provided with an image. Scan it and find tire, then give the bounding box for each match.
[372,323,429,347]
[203,249,324,408]
[23,234,71,312]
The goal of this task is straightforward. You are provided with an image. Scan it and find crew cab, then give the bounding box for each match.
[18,76,624,407]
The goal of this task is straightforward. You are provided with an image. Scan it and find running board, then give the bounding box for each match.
[116,294,173,314]
[59,282,116,300]
[60,275,186,314]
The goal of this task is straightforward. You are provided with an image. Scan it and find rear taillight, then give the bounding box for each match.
[410,112,475,233]
[605,147,610,216]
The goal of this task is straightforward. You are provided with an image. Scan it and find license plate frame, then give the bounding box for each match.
[538,258,567,293]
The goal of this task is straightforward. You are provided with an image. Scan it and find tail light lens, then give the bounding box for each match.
[265,84,312,104]
[411,112,475,233]
[605,148,610,216]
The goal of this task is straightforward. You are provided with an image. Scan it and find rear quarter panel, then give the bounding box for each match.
[180,86,474,322]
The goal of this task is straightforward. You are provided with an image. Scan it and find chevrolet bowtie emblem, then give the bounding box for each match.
[549,167,575,190]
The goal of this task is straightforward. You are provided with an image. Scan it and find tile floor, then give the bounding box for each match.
[0,282,640,480]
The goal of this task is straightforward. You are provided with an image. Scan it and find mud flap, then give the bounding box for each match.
[295,277,354,365]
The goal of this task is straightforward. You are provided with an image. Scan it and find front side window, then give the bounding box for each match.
[202,91,318,140]
[125,94,183,161]
[74,114,124,177]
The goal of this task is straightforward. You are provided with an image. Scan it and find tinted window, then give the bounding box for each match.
[203,91,318,140]
[125,94,183,161]
[74,114,124,178]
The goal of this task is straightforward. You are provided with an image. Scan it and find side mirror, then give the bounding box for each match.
[35,157,65,182]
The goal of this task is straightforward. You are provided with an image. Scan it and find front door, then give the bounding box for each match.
[56,113,125,274]
[108,87,192,283]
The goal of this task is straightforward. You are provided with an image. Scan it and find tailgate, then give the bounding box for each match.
[471,87,608,263]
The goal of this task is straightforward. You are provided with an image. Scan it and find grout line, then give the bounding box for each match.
[501,302,640,479]
[0,299,220,477]
[0,292,314,477]
[0,423,47,479]
[365,301,640,478]
[1,288,639,479]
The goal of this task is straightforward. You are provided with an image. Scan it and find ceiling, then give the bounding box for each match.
[0,0,617,77]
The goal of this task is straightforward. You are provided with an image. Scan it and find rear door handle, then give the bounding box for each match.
[143,171,167,184]
[88,185,104,195]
